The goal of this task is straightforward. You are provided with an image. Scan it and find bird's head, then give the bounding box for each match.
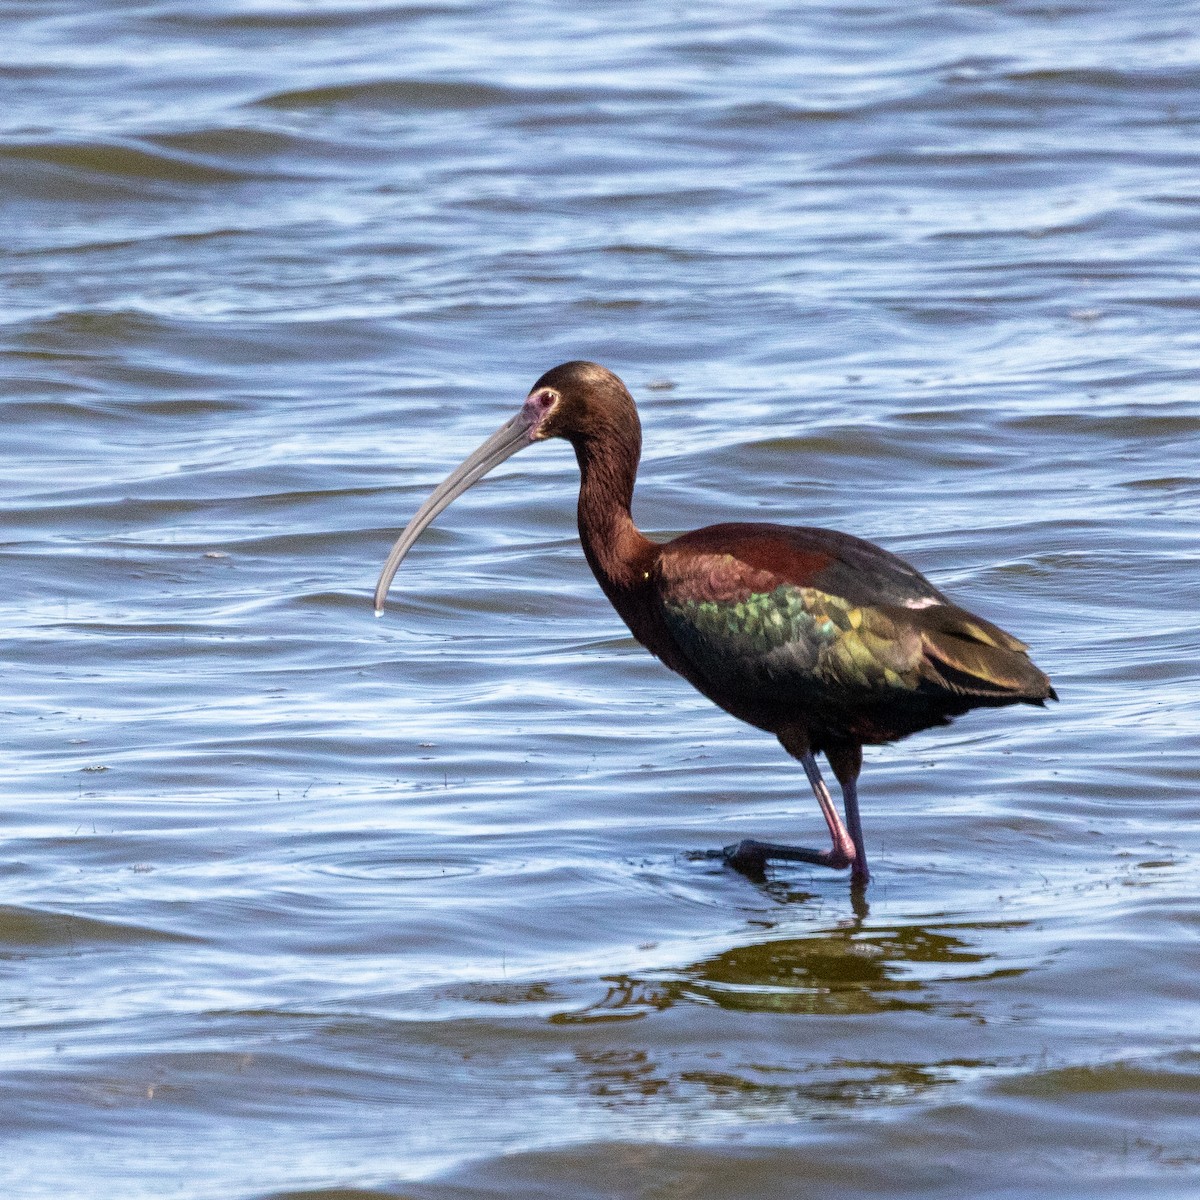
[522,360,638,446]
[373,361,637,614]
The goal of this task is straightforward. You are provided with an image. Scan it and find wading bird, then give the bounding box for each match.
[374,362,1055,889]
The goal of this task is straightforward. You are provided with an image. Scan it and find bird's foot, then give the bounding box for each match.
[722,838,854,878]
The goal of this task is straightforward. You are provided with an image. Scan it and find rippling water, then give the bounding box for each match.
[4,3,1200,1197]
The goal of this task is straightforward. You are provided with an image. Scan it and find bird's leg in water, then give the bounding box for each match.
[723,729,858,878]
[827,742,869,889]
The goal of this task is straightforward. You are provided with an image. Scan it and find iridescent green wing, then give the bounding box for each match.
[653,523,1046,707]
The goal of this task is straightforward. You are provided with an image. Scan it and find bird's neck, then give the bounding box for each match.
[572,425,655,599]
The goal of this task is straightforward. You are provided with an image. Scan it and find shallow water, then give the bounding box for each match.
[3,2,1200,1197]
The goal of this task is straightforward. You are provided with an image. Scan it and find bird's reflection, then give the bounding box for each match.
[551,915,1024,1114]
[679,921,990,1016]
[559,913,1025,1023]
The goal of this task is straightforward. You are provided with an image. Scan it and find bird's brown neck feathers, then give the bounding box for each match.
[562,380,657,611]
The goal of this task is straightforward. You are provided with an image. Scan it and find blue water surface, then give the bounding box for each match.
[2,3,1200,1198]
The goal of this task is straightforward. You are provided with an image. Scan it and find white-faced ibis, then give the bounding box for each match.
[375,362,1056,890]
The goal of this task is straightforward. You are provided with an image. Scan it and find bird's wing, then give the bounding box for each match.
[653,523,1045,707]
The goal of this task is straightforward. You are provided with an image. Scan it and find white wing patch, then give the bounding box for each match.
[903,596,941,610]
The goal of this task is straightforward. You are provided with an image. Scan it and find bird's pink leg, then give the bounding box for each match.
[723,731,859,879]
[801,749,858,867]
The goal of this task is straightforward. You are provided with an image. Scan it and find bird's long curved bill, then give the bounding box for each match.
[374,408,538,615]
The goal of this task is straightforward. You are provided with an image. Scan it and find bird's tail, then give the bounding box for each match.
[917,604,1057,704]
